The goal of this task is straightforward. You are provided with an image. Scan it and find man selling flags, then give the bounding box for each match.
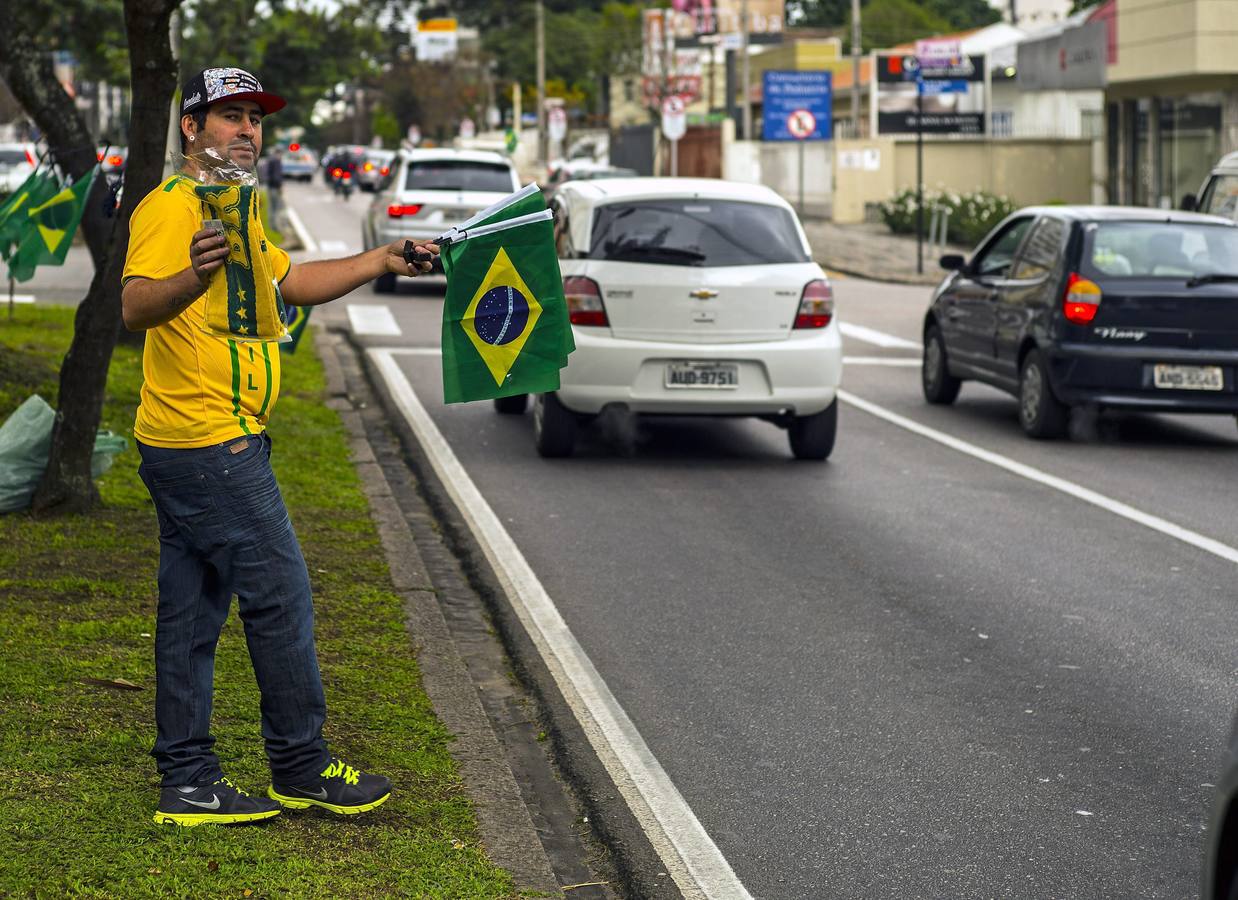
[437,184,574,403]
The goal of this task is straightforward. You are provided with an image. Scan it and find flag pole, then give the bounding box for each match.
[8,274,14,321]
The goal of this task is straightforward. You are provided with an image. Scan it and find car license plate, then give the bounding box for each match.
[1152,364,1223,391]
[665,361,738,389]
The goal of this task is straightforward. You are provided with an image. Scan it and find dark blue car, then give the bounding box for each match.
[922,206,1238,438]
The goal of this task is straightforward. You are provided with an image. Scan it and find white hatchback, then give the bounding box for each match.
[507,177,842,460]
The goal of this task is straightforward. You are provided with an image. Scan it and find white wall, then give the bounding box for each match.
[991,83,1104,138]
[723,140,833,218]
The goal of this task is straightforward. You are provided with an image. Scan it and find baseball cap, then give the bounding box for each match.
[181,67,286,116]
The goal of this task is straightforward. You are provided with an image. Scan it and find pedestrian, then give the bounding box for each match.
[262,149,284,228]
[121,66,437,827]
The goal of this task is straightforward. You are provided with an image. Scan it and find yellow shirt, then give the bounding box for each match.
[123,175,292,448]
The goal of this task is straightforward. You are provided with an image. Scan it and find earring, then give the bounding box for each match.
[189,135,195,142]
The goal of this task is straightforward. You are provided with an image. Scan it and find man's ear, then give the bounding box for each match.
[181,114,198,144]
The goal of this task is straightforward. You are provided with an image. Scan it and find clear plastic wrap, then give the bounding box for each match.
[178,144,288,342]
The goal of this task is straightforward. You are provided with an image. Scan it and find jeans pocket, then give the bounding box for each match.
[147,470,216,524]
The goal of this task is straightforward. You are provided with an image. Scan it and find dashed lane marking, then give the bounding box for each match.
[347,304,402,336]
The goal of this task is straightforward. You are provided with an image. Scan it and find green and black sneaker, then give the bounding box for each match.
[154,776,281,827]
[268,758,391,815]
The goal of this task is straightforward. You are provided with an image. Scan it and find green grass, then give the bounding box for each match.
[0,307,518,898]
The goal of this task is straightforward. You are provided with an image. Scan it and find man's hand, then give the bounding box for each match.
[190,227,230,285]
[385,240,439,277]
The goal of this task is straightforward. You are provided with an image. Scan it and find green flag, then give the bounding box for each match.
[8,166,99,283]
[440,210,573,403]
[0,171,58,262]
[279,304,312,354]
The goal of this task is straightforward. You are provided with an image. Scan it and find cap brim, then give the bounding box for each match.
[219,90,287,116]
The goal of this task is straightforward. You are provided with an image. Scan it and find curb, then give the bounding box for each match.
[312,326,561,894]
[816,256,943,287]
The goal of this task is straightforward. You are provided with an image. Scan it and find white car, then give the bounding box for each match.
[362,149,520,292]
[508,177,842,460]
[0,143,38,195]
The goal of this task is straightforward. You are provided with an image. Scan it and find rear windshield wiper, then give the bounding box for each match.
[1185,273,1238,288]
[605,243,707,264]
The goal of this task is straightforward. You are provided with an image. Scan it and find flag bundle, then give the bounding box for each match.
[0,164,98,283]
[439,185,574,404]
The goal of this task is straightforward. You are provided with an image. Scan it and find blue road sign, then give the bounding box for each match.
[918,78,970,96]
[762,70,832,142]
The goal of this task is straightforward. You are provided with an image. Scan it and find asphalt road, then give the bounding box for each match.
[98,181,1238,897]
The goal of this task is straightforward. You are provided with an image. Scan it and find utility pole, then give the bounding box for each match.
[740,0,751,140]
[850,0,861,137]
[1009,0,1018,25]
[536,0,547,168]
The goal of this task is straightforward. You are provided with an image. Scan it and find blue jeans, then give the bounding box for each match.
[138,432,329,787]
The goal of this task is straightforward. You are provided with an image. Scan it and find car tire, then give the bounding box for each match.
[494,394,528,415]
[788,400,837,461]
[922,325,962,405]
[373,272,396,294]
[1019,348,1069,439]
[534,393,577,457]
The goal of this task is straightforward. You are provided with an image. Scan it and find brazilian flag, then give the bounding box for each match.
[440,209,573,403]
[0,171,58,262]
[279,304,312,354]
[7,166,98,283]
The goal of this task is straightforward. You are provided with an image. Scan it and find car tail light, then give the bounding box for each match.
[96,151,104,162]
[564,275,608,327]
[793,279,834,328]
[341,171,351,180]
[331,167,342,178]
[1063,272,1102,325]
[379,166,389,176]
[289,142,300,151]
[364,161,374,172]
[387,204,423,218]
[107,155,123,167]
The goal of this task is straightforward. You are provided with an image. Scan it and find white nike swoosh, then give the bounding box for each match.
[301,787,328,800]
[181,794,221,810]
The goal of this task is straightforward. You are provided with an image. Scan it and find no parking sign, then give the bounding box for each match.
[762,71,832,142]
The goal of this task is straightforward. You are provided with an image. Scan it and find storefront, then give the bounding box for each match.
[1103,0,1238,206]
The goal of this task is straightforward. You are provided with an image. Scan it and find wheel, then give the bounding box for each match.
[494,394,528,414]
[533,393,577,457]
[922,324,962,405]
[788,399,838,460]
[1018,348,1069,439]
[373,271,396,294]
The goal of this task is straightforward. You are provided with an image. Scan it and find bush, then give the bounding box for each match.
[879,187,1017,247]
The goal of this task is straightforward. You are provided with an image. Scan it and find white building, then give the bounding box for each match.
[988,0,1074,28]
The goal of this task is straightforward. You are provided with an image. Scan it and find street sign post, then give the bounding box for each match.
[661,95,686,177]
[761,71,832,215]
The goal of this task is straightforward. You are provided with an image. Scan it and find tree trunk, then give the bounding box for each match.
[0,0,181,515]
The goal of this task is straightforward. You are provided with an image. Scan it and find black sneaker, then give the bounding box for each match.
[268,758,391,815]
[154,776,281,827]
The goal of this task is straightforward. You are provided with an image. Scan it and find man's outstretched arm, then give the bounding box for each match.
[280,241,438,307]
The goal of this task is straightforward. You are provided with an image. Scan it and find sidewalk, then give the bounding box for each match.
[801,218,971,286]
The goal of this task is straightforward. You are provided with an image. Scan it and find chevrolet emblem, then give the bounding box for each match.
[690,289,718,300]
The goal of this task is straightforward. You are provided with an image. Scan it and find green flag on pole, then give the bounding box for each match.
[0,171,58,262]
[279,304,312,354]
[440,208,573,403]
[8,165,99,283]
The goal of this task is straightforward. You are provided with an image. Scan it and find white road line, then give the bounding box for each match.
[283,205,318,253]
[319,239,350,254]
[839,389,1238,566]
[368,348,752,900]
[843,356,920,367]
[4,294,35,304]
[347,304,402,336]
[839,321,923,350]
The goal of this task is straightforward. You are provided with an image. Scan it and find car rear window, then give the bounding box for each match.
[1082,222,1238,279]
[0,150,29,166]
[404,161,514,192]
[588,200,809,267]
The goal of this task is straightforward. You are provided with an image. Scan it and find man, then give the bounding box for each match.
[122,67,437,827]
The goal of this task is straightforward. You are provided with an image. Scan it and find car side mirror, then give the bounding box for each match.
[939,254,966,271]
[1180,193,1198,212]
